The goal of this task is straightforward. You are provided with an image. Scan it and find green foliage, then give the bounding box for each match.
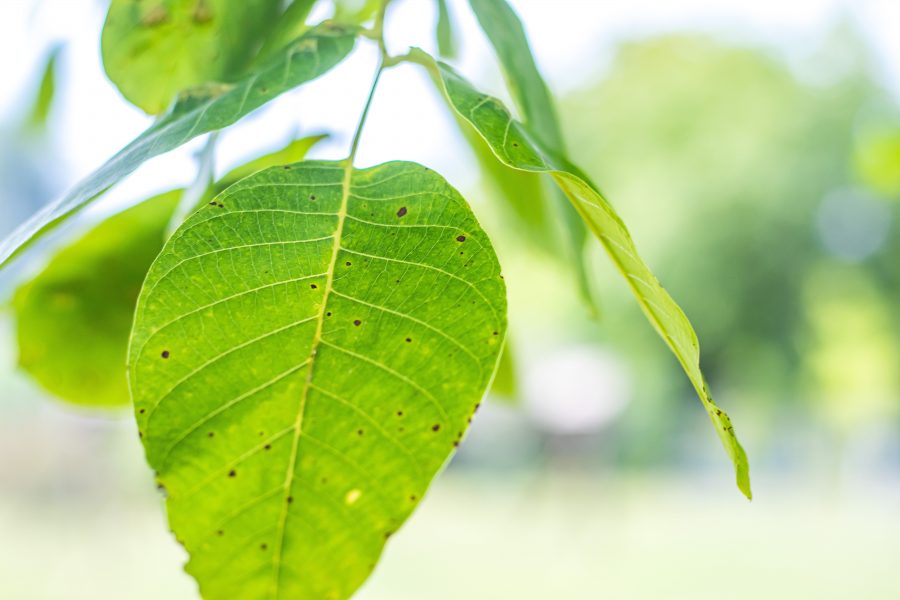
[12,136,326,408]
[14,190,179,407]
[129,161,505,599]
[102,0,282,114]
[0,2,759,597]
[467,0,593,313]
[423,54,750,498]
[0,25,354,269]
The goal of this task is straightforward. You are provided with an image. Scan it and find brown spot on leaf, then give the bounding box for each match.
[161,350,170,359]
[396,206,407,217]
[353,319,361,326]
[456,235,466,242]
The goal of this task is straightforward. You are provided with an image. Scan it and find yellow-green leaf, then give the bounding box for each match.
[129,160,507,598]
[425,54,751,499]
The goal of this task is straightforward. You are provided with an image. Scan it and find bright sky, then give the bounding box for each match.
[1,0,898,221]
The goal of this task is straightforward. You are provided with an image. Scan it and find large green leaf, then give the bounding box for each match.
[424,54,751,498]
[14,190,180,408]
[12,135,327,408]
[102,0,282,114]
[466,0,593,313]
[129,160,507,598]
[0,25,355,272]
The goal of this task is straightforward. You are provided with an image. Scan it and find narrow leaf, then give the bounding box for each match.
[256,0,318,63]
[26,44,62,130]
[102,0,282,114]
[129,160,507,598]
[0,26,356,272]
[435,0,456,58]
[427,55,751,498]
[466,0,594,313]
[14,190,179,407]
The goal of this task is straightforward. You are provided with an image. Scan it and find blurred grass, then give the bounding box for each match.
[2,469,899,599]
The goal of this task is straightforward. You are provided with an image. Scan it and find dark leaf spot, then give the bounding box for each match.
[405,337,412,343]
[353,319,361,326]
[456,235,466,242]
[345,261,351,266]
[326,311,332,317]
[260,543,268,551]
[207,431,214,438]
[396,410,403,417]
[309,194,316,201]
[432,424,441,432]
[287,496,293,504]
[357,429,364,436]
[139,408,145,414]
[264,444,271,451]
[396,206,407,217]
[310,284,318,289]
[161,350,170,359]
[216,530,223,536]
[228,469,236,478]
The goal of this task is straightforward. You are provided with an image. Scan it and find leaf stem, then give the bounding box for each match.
[346,0,392,165]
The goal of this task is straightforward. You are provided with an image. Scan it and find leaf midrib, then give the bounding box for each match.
[269,158,353,598]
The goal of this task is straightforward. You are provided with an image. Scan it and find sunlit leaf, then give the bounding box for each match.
[13,190,179,408]
[424,53,751,499]
[102,0,282,114]
[129,160,507,598]
[466,0,594,314]
[0,25,356,272]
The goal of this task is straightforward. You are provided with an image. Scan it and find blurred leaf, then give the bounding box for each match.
[26,44,62,130]
[435,0,456,58]
[425,53,751,499]
[256,0,318,63]
[466,0,594,314]
[129,160,506,598]
[0,25,356,271]
[102,0,282,114]
[855,128,900,198]
[214,134,328,192]
[334,0,381,23]
[490,342,517,400]
[14,190,180,408]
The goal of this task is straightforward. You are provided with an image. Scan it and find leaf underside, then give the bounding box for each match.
[102,0,282,114]
[430,57,751,499]
[0,25,355,271]
[129,160,507,599]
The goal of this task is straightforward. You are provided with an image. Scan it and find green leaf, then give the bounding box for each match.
[12,136,326,408]
[13,190,180,408]
[0,26,356,271]
[256,0,318,64]
[425,54,751,499]
[102,0,282,114]
[25,44,62,130]
[129,160,507,598]
[466,0,594,314]
[435,0,456,58]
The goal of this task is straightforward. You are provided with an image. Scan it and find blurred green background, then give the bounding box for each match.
[2,1,900,598]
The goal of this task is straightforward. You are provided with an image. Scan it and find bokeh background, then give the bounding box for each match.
[2,0,900,598]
